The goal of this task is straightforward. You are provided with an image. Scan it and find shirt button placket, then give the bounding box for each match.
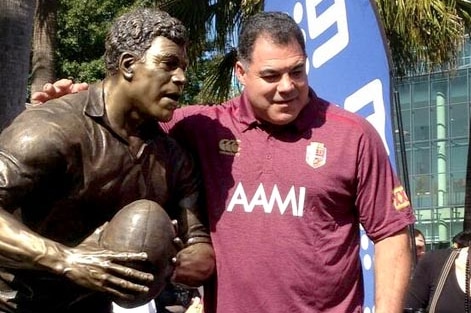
[264,135,274,173]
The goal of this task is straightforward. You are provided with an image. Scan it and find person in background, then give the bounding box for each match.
[0,7,213,313]
[452,230,471,248]
[405,246,471,313]
[32,11,415,313]
[414,228,426,261]
[404,230,471,312]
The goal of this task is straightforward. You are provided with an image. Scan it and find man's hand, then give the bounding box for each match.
[31,79,89,104]
[55,226,154,301]
[185,297,204,313]
[172,243,215,287]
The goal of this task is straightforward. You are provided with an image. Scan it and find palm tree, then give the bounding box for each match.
[378,0,471,77]
[0,0,36,129]
[30,0,58,95]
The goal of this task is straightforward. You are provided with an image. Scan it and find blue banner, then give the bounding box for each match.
[264,1,394,311]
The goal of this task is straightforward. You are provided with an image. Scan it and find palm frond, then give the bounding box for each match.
[197,48,238,104]
[156,0,212,65]
[377,0,465,76]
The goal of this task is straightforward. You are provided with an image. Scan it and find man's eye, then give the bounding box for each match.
[262,74,280,82]
[291,70,304,78]
[163,60,179,70]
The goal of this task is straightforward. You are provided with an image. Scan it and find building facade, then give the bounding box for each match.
[394,44,471,249]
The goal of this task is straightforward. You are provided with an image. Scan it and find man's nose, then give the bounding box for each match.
[278,73,294,92]
[172,68,187,85]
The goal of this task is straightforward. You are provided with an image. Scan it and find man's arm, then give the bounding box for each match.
[374,227,412,313]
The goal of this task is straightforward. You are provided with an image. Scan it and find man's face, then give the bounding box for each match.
[235,35,309,125]
[127,36,187,122]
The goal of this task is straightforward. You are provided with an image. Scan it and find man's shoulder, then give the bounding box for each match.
[166,99,237,132]
[323,100,368,124]
[175,100,236,120]
[317,98,382,138]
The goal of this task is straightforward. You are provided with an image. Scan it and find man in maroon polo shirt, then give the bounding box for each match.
[33,11,414,313]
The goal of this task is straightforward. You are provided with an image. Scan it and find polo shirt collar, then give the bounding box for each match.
[81,82,164,142]
[237,88,319,133]
[83,82,106,118]
[237,91,258,130]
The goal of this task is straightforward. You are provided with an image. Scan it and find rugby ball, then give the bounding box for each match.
[100,199,177,308]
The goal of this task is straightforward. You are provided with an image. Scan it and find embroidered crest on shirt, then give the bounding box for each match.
[306,142,326,169]
[392,186,410,211]
[219,139,241,156]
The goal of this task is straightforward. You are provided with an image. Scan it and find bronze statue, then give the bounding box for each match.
[0,7,213,313]
[99,199,178,308]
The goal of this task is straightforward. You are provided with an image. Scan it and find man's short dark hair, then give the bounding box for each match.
[104,7,187,76]
[452,230,471,248]
[237,11,306,65]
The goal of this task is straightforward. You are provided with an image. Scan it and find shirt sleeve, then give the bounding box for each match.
[0,108,71,211]
[354,118,415,242]
[166,139,211,246]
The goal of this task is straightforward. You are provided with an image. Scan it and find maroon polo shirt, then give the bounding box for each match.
[162,90,415,313]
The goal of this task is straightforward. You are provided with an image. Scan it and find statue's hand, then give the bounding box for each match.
[31,79,89,104]
[172,242,215,287]
[58,226,153,300]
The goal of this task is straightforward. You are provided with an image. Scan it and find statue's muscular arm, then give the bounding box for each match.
[0,114,154,300]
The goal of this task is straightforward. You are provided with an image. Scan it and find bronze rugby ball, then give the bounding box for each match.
[100,199,177,308]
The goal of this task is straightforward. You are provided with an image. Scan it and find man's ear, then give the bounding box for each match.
[234,61,247,86]
[119,52,138,81]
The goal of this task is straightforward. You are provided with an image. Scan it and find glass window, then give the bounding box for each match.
[412,108,430,141]
[395,109,411,143]
[412,142,431,175]
[412,81,429,109]
[449,139,468,172]
[449,103,469,138]
[449,72,468,104]
[397,83,411,110]
[411,175,432,209]
[459,37,471,67]
[449,172,466,205]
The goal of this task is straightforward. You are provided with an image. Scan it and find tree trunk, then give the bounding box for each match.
[30,0,57,96]
[0,0,36,129]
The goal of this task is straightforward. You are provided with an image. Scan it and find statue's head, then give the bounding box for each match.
[104,7,187,76]
[103,8,188,122]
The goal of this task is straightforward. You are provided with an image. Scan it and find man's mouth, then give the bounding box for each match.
[166,93,181,102]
